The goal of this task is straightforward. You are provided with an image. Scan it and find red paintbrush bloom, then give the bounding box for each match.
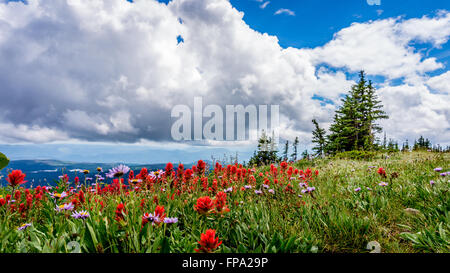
[14,190,21,200]
[78,190,85,203]
[0,198,6,206]
[377,167,386,178]
[129,170,135,180]
[195,229,222,253]
[6,170,27,187]
[194,196,215,214]
[115,203,126,221]
[136,168,148,180]
[196,160,206,175]
[280,161,288,170]
[214,191,229,213]
[154,205,167,223]
[165,162,174,177]
[140,198,146,210]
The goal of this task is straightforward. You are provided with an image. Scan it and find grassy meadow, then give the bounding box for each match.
[0,151,448,253]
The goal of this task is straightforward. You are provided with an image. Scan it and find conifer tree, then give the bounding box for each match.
[326,71,388,153]
[311,119,326,157]
[283,140,289,161]
[291,137,299,161]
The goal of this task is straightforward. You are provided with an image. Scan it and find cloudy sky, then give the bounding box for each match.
[0,0,449,163]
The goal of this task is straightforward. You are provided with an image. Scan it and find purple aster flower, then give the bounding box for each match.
[298,194,303,198]
[299,182,307,188]
[440,173,447,177]
[434,167,442,172]
[379,182,388,187]
[18,223,31,231]
[244,185,252,190]
[366,187,372,191]
[106,164,130,179]
[143,213,160,225]
[268,189,275,194]
[149,170,165,180]
[255,190,263,195]
[430,180,435,186]
[55,203,75,212]
[71,210,90,220]
[354,187,362,192]
[164,217,178,224]
[263,184,269,189]
[224,187,233,193]
[50,191,68,199]
[86,177,93,181]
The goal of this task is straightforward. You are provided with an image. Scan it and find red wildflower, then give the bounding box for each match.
[195,229,222,253]
[0,198,6,206]
[14,190,21,200]
[214,191,229,213]
[194,196,215,214]
[78,190,85,203]
[129,170,135,180]
[165,162,174,177]
[115,203,126,221]
[154,205,167,222]
[378,167,386,178]
[136,168,148,180]
[6,170,27,187]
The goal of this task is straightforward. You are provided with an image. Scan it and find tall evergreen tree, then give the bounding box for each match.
[291,137,299,161]
[283,140,289,161]
[248,130,279,166]
[311,119,326,157]
[326,71,388,153]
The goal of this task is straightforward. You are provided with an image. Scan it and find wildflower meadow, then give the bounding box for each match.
[0,151,448,253]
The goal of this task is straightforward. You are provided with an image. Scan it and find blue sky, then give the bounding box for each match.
[0,0,449,164]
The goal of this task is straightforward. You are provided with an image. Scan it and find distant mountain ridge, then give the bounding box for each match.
[0,159,209,187]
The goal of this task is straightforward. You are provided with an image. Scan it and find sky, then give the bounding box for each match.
[0,0,449,163]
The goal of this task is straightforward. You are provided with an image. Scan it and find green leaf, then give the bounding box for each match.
[160,237,170,253]
[0,152,9,170]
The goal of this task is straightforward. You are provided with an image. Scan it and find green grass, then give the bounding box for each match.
[0,151,448,253]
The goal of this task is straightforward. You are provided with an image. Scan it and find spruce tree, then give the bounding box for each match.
[326,71,388,153]
[291,137,299,161]
[311,119,326,157]
[283,140,289,161]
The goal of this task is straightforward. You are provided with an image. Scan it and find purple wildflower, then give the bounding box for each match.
[55,203,75,212]
[434,167,442,172]
[379,182,388,187]
[268,189,275,194]
[430,180,435,186]
[71,210,90,219]
[18,223,31,231]
[244,185,252,190]
[106,164,130,179]
[164,217,178,224]
[354,187,361,192]
[255,190,263,195]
